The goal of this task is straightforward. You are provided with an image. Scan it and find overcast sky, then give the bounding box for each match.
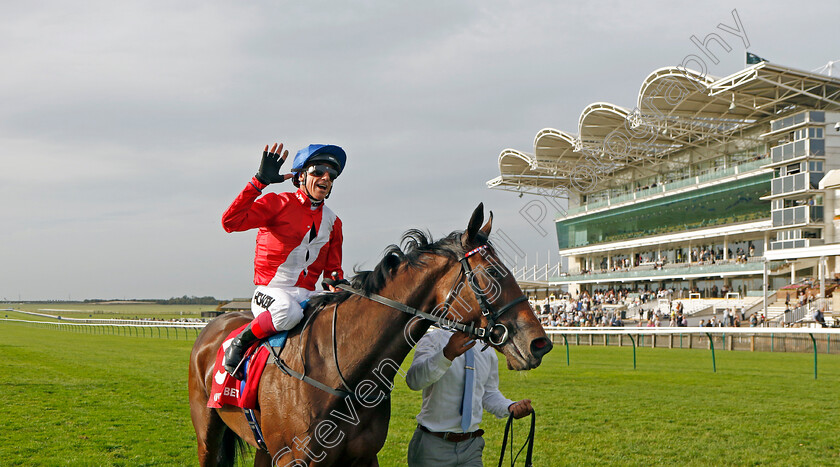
[1,1,838,300]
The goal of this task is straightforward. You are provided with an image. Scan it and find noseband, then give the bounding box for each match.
[439,245,528,346]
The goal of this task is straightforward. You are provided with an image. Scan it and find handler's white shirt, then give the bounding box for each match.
[406,329,513,433]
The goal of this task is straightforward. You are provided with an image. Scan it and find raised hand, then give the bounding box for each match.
[255,143,293,185]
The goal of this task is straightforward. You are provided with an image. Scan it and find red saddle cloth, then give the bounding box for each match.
[207,324,271,410]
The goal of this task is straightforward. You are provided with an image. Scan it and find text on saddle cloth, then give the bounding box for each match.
[207,325,289,409]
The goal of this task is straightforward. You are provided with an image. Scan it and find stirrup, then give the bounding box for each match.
[226,357,247,380]
[224,343,248,379]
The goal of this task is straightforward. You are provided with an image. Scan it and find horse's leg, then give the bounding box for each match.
[253,449,272,467]
[189,392,229,466]
[190,337,239,467]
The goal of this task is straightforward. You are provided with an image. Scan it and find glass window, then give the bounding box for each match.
[811,139,825,156]
[783,142,793,157]
[803,229,821,239]
[816,128,823,138]
[810,111,825,122]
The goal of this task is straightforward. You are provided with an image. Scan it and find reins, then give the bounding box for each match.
[498,411,536,467]
[337,244,528,347]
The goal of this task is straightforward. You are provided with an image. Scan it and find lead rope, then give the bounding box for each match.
[497,411,536,467]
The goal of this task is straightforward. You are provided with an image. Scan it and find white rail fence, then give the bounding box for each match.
[543,327,840,378]
[1,318,206,340]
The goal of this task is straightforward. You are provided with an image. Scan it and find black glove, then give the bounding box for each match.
[255,144,289,185]
[322,275,351,291]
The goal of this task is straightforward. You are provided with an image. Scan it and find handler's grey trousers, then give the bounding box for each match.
[407,426,484,467]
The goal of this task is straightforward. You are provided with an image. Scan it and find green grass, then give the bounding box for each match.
[1,321,839,465]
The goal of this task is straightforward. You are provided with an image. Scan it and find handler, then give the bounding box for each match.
[221,141,347,378]
[405,329,533,467]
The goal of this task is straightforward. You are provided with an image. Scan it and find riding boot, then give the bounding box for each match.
[223,324,259,379]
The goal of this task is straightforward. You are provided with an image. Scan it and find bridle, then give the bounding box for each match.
[437,244,528,347]
[337,243,528,347]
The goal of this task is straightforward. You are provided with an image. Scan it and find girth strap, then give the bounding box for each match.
[264,342,353,399]
[263,342,386,404]
[243,408,269,452]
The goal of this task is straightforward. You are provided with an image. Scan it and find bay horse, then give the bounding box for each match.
[189,204,553,466]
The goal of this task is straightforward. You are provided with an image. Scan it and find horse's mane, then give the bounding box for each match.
[306,228,472,311]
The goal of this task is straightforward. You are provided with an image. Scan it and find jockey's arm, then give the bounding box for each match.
[221,177,283,232]
[324,216,344,282]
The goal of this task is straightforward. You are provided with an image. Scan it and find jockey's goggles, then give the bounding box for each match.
[307,164,339,180]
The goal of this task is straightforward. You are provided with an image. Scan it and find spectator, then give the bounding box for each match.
[814,307,827,328]
[406,330,533,467]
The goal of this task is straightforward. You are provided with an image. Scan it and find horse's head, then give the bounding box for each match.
[432,203,553,370]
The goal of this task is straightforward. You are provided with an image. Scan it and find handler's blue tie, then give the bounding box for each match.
[460,348,475,433]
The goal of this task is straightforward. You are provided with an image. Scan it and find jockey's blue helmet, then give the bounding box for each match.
[291,144,347,176]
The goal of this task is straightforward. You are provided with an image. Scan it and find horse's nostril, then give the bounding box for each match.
[530,337,553,357]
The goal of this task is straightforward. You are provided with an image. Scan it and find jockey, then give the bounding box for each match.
[221,142,348,378]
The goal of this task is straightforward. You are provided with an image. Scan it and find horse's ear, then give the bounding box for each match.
[462,203,484,247]
[479,211,493,238]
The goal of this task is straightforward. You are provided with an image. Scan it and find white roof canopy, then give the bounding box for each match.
[489,61,840,196]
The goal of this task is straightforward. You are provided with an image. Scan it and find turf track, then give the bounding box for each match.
[1,320,839,466]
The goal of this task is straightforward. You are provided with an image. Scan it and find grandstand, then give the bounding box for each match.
[490,58,840,324]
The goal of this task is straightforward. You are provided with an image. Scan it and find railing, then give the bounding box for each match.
[1,318,205,340]
[543,327,840,378]
[565,157,770,217]
[512,263,562,282]
[555,260,785,283]
[6,308,206,327]
[779,297,831,325]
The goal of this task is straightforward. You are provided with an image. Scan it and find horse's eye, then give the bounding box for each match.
[487,267,503,279]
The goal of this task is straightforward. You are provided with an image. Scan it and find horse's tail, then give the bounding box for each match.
[217,427,249,467]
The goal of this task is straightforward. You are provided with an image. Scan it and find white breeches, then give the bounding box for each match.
[251,285,314,331]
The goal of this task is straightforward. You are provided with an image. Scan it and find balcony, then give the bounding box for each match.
[771,205,823,227]
[770,139,825,164]
[770,173,809,197]
[769,111,825,133]
[566,157,770,217]
[769,238,824,250]
[555,259,786,283]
